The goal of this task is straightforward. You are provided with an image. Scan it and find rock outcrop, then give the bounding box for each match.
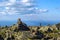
[17,18,30,31]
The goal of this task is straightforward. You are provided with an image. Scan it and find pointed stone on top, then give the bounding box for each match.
[17,18,22,25]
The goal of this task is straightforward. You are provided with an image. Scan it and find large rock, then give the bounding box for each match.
[17,18,30,31]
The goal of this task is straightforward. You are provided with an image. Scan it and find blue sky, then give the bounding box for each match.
[0,0,60,22]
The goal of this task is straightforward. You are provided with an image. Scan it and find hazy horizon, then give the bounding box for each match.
[0,20,60,26]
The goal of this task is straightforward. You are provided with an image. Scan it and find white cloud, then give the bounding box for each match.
[21,0,29,3]
[0,12,6,15]
[20,0,34,7]
[5,7,10,9]
[39,9,48,13]
[9,0,16,4]
[6,3,12,6]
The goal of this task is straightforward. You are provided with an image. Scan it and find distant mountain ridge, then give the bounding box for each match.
[0,20,60,26]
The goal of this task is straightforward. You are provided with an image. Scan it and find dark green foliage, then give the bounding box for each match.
[53,37,57,40]
[5,25,8,27]
[7,36,15,40]
[13,24,16,26]
[32,30,35,33]
[35,31,45,39]
[47,28,53,33]
[56,23,60,30]
[47,24,51,27]
[37,27,40,30]
[0,35,4,40]
[44,37,53,40]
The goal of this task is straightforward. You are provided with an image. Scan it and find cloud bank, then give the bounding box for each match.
[0,0,48,15]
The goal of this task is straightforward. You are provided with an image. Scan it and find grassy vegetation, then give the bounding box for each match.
[0,18,60,40]
[0,24,60,40]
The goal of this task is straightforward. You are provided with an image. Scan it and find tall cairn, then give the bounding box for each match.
[17,18,23,30]
[17,18,30,31]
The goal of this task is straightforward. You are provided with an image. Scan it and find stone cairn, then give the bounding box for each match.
[17,18,30,31]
